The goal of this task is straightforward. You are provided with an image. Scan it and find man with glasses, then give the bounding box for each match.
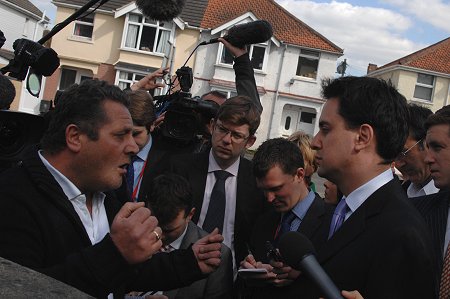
[395,104,438,197]
[170,95,266,273]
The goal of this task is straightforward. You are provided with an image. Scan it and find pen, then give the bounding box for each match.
[246,243,253,256]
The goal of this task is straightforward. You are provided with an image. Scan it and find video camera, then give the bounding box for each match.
[154,66,218,144]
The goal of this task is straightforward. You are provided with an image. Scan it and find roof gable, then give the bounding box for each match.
[201,0,342,54]
[3,0,50,21]
[377,37,450,75]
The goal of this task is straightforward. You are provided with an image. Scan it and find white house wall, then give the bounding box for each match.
[0,3,46,51]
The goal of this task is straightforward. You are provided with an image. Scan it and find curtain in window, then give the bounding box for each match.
[125,24,139,48]
[156,30,170,54]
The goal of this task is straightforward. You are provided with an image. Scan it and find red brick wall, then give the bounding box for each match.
[42,68,60,101]
[95,63,115,84]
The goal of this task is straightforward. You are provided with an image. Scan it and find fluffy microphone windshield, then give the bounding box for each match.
[135,0,186,21]
[225,20,273,48]
[278,231,315,268]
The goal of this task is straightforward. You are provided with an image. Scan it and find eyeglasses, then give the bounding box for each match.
[214,122,249,143]
[397,139,422,159]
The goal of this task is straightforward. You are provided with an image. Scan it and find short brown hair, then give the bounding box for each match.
[126,90,156,130]
[216,95,260,135]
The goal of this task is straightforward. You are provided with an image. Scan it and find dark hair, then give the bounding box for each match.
[407,104,433,148]
[425,105,450,135]
[216,95,260,135]
[147,174,193,227]
[253,138,305,179]
[0,74,16,110]
[126,90,156,130]
[40,79,129,154]
[202,90,227,102]
[321,76,408,163]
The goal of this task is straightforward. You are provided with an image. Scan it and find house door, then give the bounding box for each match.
[280,104,316,137]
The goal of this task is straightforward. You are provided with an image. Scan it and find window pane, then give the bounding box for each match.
[300,49,319,57]
[251,46,265,70]
[74,24,93,37]
[296,56,318,79]
[140,26,156,51]
[221,48,234,64]
[285,116,291,130]
[144,18,156,24]
[417,73,434,85]
[300,112,316,124]
[129,14,141,23]
[119,72,128,80]
[60,69,77,90]
[414,86,432,101]
[125,24,139,48]
[135,74,145,81]
[118,81,130,90]
[156,29,170,54]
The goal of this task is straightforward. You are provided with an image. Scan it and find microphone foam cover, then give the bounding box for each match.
[278,231,316,267]
[135,0,186,21]
[226,20,273,48]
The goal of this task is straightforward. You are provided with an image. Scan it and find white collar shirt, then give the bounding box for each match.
[407,179,439,198]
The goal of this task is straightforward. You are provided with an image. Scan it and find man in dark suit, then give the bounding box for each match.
[411,105,450,298]
[170,95,266,270]
[145,174,233,299]
[0,80,224,298]
[305,76,436,298]
[239,138,333,298]
[395,104,438,197]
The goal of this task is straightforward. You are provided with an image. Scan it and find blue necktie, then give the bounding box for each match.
[328,197,349,239]
[202,170,231,233]
[126,156,139,198]
[274,211,297,245]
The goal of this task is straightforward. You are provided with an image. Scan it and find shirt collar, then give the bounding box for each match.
[137,134,153,161]
[169,223,189,250]
[207,150,240,177]
[290,190,316,221]
[345,168,393,213]
[38,150,106,202]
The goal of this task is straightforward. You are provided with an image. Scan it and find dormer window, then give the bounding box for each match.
[296,49,320,79]
[123,13,172,54]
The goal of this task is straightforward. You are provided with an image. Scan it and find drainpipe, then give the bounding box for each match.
[267,42,287,140]
[33,10,46,41]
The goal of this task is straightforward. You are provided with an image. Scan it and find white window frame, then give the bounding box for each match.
[210,88,237,99]
[296,49,320,80]
[72,15,95,39]
[413,73,435,102]
[217,31,269,71]
[122,13,173,55]
[115,70,163,96]
[58,68,93,90]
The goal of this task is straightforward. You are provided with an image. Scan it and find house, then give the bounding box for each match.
[0,0,50,112]
[367,37,450,112]
[42,0,343,146]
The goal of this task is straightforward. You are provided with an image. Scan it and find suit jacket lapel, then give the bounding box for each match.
[191,154,209,224]
[24,149,92,246]
[318,180,394,263]
[298,195,327,239]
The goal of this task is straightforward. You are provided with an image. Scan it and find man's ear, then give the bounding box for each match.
[187,208,195,221]
[295,167,305,181]
[65,124,82,153]
[245,135,256,149]
[354,124,374,151]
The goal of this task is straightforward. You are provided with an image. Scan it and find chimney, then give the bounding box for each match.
[367,63,378,74]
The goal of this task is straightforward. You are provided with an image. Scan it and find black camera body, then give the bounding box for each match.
[154,66,218,144]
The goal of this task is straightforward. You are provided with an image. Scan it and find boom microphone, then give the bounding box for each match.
[135,0,186,21]
[200,20,273,48]
[278,231,344,299]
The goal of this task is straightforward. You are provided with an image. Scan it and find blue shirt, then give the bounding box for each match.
[285,190,316,232]
[132,134,153,196]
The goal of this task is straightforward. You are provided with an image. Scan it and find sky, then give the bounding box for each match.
[31,0,450,76]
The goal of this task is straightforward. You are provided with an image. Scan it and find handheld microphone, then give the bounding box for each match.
[135,0,186,21]
[200,20,273,47]
[278,231,344,299]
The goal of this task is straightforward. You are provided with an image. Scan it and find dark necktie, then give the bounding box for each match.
[275,211,297,245]
[126,156,139,198]
[202,170,231,233]
[328,197,349,239]
[440,239,450,297]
